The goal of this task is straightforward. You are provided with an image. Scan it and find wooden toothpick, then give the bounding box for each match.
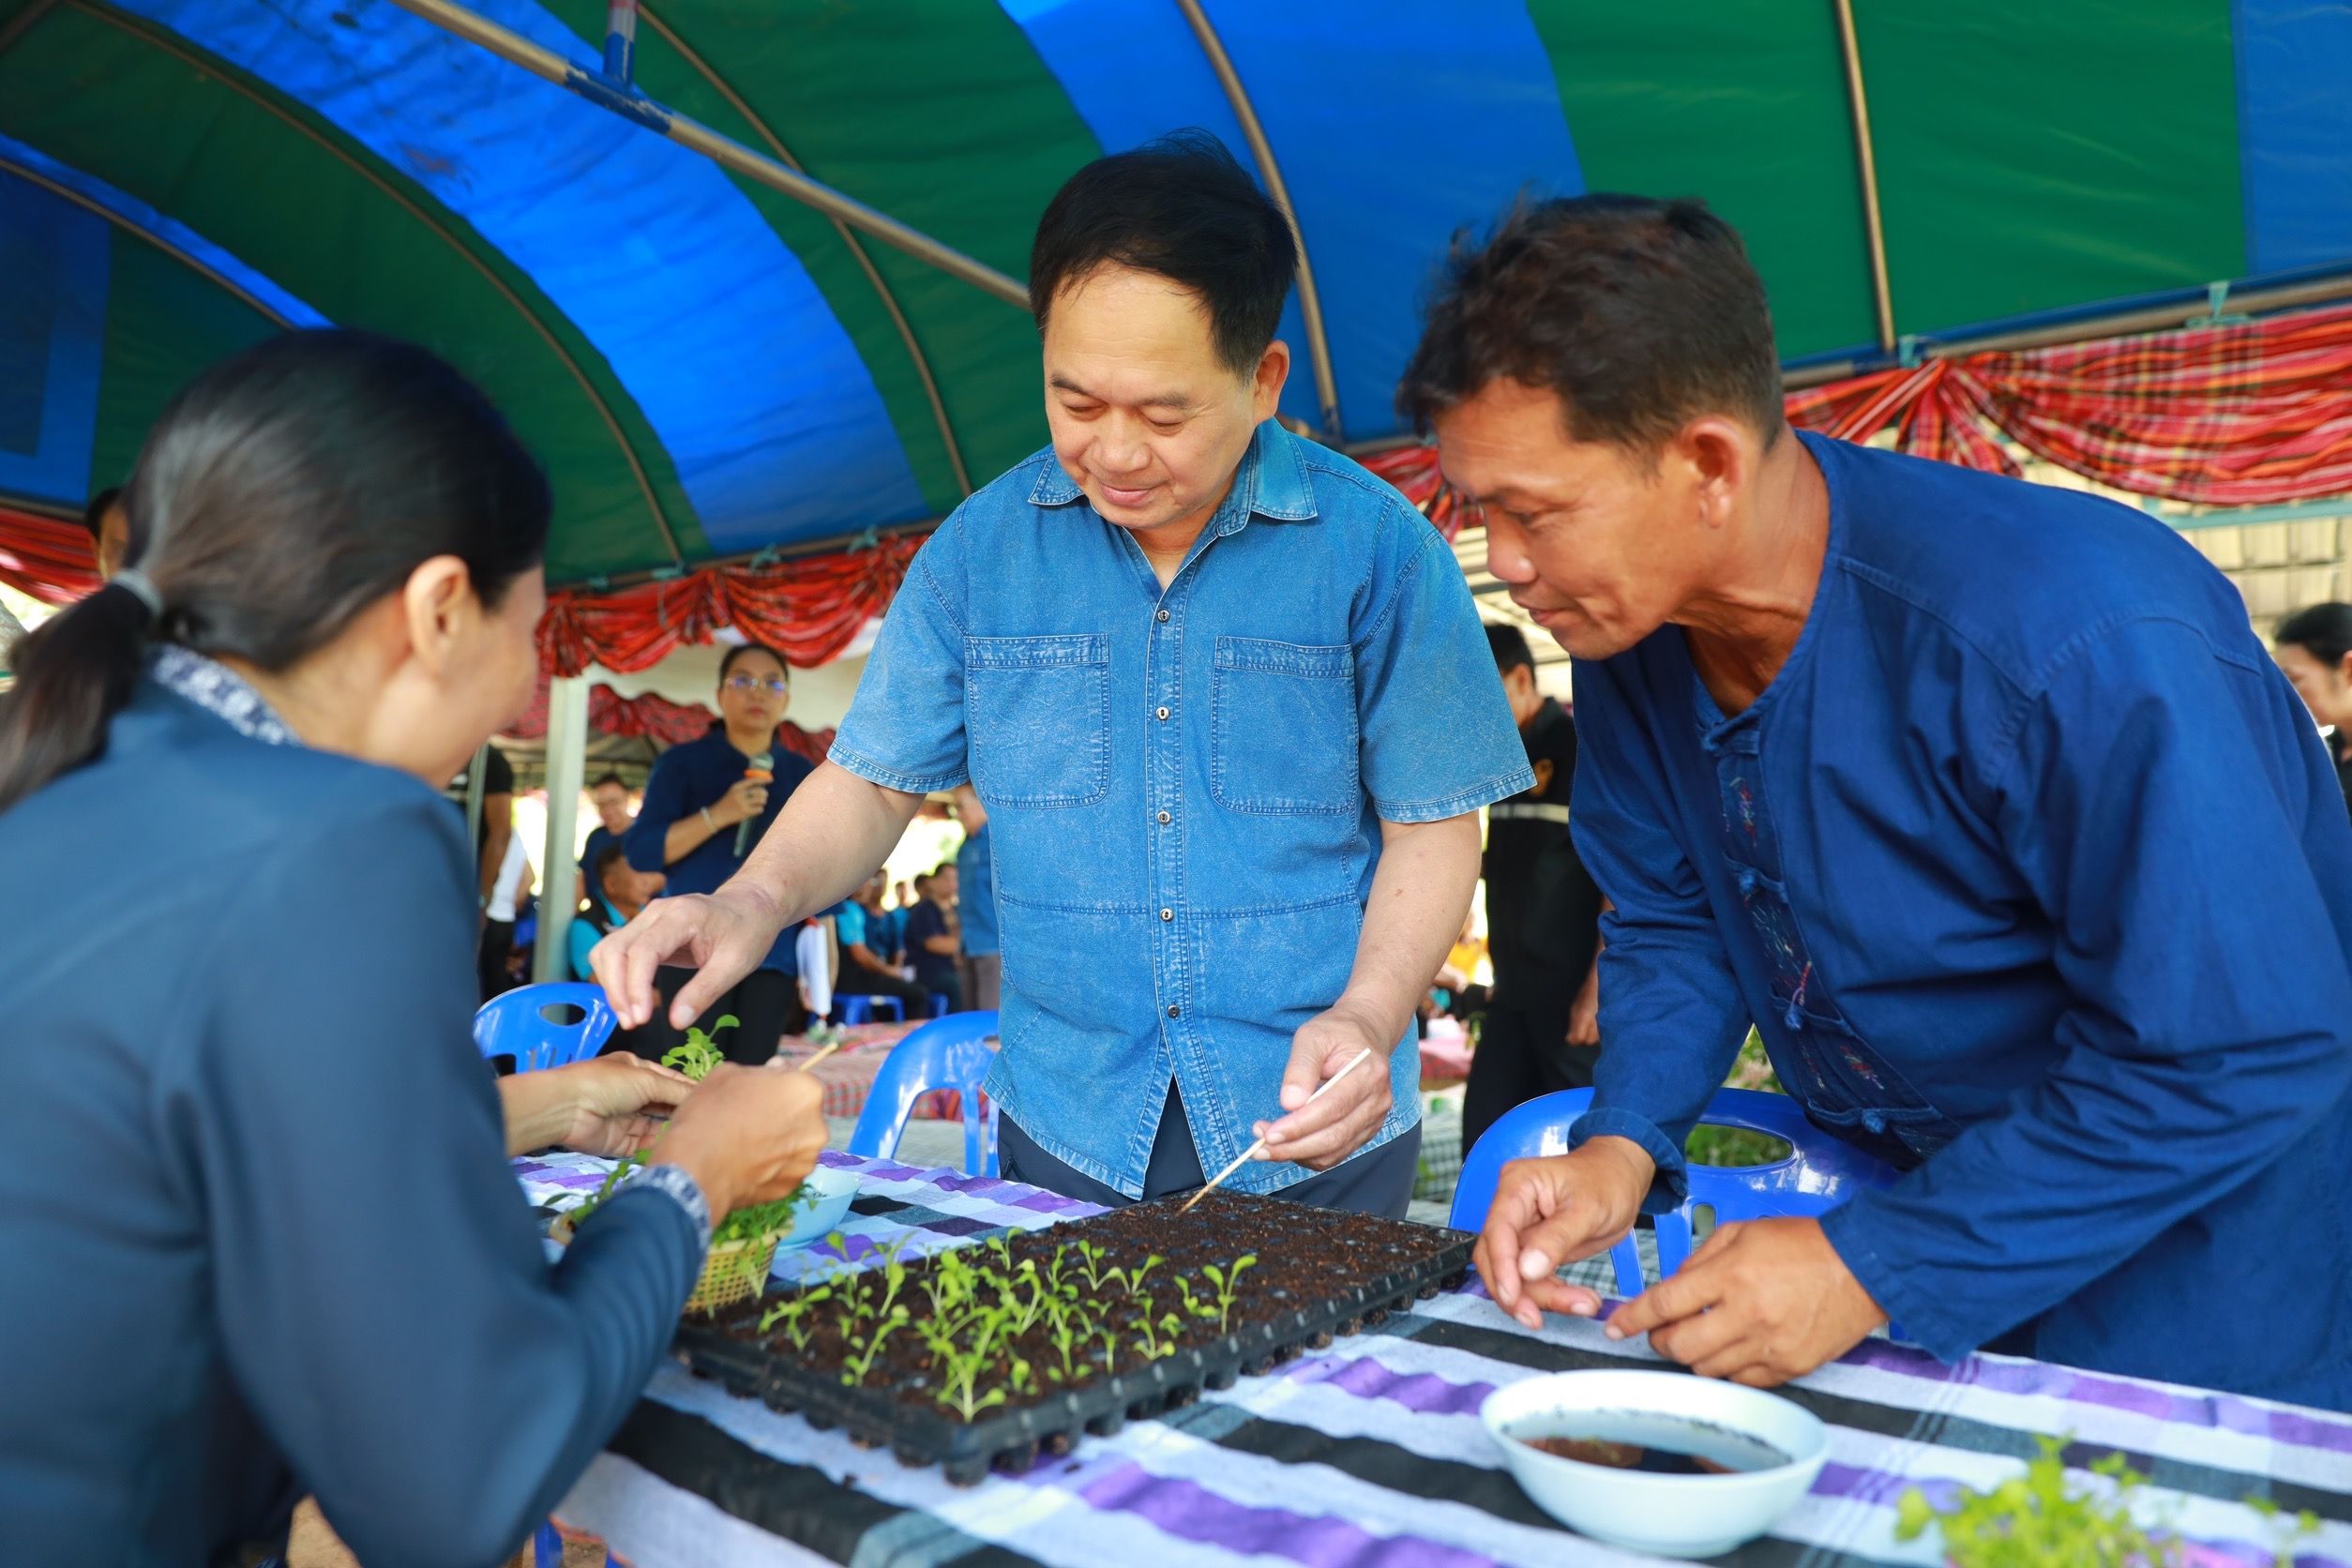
[1177,1048,1375,1215]
[795,1038,847,1073]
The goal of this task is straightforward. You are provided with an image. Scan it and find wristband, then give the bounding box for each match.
[613,1161,714,1257]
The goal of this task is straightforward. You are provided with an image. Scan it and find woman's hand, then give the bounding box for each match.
[712,777,770,828]
[554,1055,696,1157]
[650,1064,826,1218]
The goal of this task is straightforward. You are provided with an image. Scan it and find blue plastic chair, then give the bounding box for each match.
[839,993,907,1027]
[473,982,616,1074]
[926,991,953,1018]
[473,984,614,1568]
[1449,1088,1896,1298]
[848,1011,1001,1176]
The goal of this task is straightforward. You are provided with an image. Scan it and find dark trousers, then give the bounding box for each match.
[916,969,962,1014]
[476,919,515,1003]
[835,965,928,1014]
[611,966,803,1065]
[999,1078,1421,1218]
[1460,1000,1599,1155]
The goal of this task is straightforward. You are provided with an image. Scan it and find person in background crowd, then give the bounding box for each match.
[1460,623,1608,1152]
[622,643,816,1063]
[479,828,534,1001]
[571,839,663,982]
[580,771,637,894]
[83,485,130,581]
[953,782,1002,1011]
[903,865,963,1013]
[2273,602,2352,815]
[835,872,929,1015]
[0,329,826,1563]
[445,741,515,930]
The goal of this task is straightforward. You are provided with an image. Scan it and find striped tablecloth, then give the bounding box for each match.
[518,1153,2352,1568]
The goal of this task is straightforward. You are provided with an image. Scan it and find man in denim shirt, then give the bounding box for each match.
[597,135,1530,1214]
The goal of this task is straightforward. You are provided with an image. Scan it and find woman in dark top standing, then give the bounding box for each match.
[0,331,826,1566]
[621,641,818,1063]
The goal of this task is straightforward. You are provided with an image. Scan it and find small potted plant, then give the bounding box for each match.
[557,1017,817,1315]
[1895,1436,2318,1567]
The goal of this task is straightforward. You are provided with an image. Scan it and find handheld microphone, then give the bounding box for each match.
[734,750,775,857]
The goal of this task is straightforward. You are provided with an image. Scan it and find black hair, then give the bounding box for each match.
[719,642,789,686]
[2277,603,2352,667]
[1486,622,1536,675]
[589,771,629,792]
[0,330,550,815]
[1398,195,1784,452]
[81,486,123,543]
[590,837,630,890]
[1029,129,1296,377]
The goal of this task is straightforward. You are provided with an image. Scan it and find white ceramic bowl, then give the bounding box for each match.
[773,1164,861,1252]
[1480,1369,1829,1559]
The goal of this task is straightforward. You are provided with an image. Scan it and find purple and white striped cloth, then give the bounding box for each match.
[519,1152,2352,1568]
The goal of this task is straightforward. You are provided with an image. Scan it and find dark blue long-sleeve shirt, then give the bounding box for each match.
[626,727,816,972]
[1571,432,2352,1409]
[0,675,701,1565]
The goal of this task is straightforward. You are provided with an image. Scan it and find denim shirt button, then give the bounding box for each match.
[1159,908,1173,921]
[1155,810,1170,824]
[1167,1004,1181,1018]
[1155,609,1170,623]
[1155,706,1170,720]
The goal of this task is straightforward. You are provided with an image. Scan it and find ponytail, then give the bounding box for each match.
[0,329,550,817]
[0,580,156,814]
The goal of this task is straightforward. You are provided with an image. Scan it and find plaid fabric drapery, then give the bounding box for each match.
[536,535,922,677]
[505,669,837,763]
[1785,302,2352,505]
[0,506,101,606]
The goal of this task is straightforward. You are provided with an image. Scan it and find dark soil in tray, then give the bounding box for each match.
[674,1188,1473,1483]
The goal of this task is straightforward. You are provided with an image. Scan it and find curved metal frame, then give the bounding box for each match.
[1832,0,1897,355]
[384,0,1028,313]
[639,6,972,496]
[68,0,686,564]
[1172,0,1344,441]
[0,158,299,329]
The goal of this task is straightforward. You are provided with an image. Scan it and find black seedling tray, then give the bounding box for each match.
[672,1189,1475,1485]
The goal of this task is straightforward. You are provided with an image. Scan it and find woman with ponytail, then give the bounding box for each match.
[0,331,827,1566]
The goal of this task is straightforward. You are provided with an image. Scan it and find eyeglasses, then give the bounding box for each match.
[724,674,790,695]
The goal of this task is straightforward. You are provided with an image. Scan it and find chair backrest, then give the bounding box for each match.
[1448,1087,1895,1297]
[474,983,618,1074]
[848,1010,1001,1175]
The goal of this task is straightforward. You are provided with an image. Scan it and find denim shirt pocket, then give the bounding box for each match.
[1211,637,1359,815]
[965,634,1110,808]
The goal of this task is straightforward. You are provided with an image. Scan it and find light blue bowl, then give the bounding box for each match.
[773,1164,860,1252]
[1482,1369,1829,1559]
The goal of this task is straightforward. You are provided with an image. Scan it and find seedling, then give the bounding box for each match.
[1074,1240,1111,1293]
[1201,1255,1257,1334]
[1894,1436,2321,1568]
[840,1305,909,1387]
[757,1285,834,1351]
[659,1016,735,1082]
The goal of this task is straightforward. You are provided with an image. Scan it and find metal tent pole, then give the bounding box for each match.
[383,0,1029,309]
[1173,0,1345,441]
[532,675,590,984]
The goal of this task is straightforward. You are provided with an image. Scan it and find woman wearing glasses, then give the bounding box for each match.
[616,641,817,1062]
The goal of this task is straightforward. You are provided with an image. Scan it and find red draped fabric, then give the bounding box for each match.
[536,535,920,676]
[504,670,837,762]
[0,505,101,605]
[1359,444,1479,540]
[1784,303,2352,505]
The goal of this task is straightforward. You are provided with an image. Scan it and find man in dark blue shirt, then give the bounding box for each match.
[902,867,963,1012]
[578,771,637,901]
[622,643,816,1063]
[1412,196,2352,1408]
